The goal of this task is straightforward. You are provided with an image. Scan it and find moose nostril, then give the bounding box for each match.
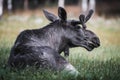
[92,37,100,47]
[92,41,100,47]
[97,39,100,46]
[95,40,100,47]
[96,42,100,46]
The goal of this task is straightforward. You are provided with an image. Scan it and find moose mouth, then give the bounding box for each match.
[81,41,100,51]
[87,43,95,51]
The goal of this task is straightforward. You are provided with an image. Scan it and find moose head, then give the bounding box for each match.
[43,7,100,55]
[71,10,100,51]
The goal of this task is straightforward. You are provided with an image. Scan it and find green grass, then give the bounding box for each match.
[0,16,120,80]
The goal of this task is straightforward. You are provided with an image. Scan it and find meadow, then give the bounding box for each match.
[0,14,120,80]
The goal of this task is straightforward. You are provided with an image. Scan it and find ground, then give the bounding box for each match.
[0,7,120,80]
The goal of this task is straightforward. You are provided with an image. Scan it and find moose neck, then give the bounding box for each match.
[39,21,68,53]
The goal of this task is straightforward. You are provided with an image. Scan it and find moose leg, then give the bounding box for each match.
[8,46,79,77]
[62,63,79,77]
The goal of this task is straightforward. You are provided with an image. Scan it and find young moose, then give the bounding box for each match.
[8,7,100,76]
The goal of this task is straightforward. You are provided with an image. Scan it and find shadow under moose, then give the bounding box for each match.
[7,7,100,77]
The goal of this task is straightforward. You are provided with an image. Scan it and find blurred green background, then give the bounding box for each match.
[0,0,120,80]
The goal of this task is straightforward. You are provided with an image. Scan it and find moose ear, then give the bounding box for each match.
[85,9,94,23]
[43,9,58,22]
[58,7,67,21]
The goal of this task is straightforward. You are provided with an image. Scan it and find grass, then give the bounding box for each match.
[0,15,120,80]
